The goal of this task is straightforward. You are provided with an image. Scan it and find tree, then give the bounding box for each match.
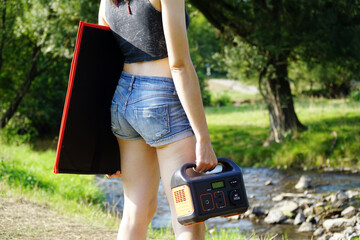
[0,0,98,133]
[189,0,360,143]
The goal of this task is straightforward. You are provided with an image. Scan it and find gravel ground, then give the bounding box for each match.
[0,197,118,240]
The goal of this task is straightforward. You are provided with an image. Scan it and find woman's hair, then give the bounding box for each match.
[110,0,129,4]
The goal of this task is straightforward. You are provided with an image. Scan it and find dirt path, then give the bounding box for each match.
[0,197,118,240]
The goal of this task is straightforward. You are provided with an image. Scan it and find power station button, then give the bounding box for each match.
[229,178,238,187]
[229,190,242,205]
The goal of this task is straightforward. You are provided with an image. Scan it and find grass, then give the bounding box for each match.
[206,96,360,169]
[0,143,118,229]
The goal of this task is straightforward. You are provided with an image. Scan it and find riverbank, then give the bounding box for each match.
[0,143,267,239]
[97,166,360,240]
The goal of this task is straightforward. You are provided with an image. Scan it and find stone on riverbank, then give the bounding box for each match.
[328,232,347,240]
[303,206,314,217]
[313,227,325,237]
[264,209,286,224]
[346,189,360,199]
[265,179,273,186]
[326,190,349,204]
[272,200,298,215]
[295,175,312,190]
[294,212,306,225]
[298,222,315,232]
[323,218,352,232]
[251,205,266,217]
[341,206,357,218]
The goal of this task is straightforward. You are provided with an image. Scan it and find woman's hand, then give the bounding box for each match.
[106,170,121,178]
[195,138,218,173]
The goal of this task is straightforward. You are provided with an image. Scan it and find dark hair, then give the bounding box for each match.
[110,0,129,5]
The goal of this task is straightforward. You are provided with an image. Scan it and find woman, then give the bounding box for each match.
[98,0,218,239]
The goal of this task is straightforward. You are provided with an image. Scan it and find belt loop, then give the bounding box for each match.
[129,75,135,91]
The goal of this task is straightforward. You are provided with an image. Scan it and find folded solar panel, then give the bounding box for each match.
[53,21,123,174]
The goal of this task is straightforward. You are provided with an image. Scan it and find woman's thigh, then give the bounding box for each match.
[156,135,205,236]
[118,138,160,211]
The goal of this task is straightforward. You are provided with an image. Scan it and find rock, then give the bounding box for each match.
[323,218,352,232]
[208,228,216,235]
[272,200,299,214]
[272,195,284,202]
[304,206,314,217]
[248,213,257,220]
[227,215,240,221]
[299,198,313,209]
[265,180,273,186]
[356,221,360,231]
[306,215,318,224]
[329,233,346,240]
[251,205,266,217]
[294,212,306,225]
[295,175,312,190]
[313,227,325,237]
[318,234,332,240]
[343,226,356,236]
[315,201,326,208]
[298,222,315,232]
[284,218,294,225]
[325,194,336,202]
[337,190,349,200]
[345,190,360,199]
[341,206,356,218]
[264,209,286,224]
[325,191,348,204]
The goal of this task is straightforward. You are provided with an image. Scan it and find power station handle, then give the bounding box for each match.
[180,158,239,179]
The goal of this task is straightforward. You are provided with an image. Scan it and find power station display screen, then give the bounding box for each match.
[211,181,225,189]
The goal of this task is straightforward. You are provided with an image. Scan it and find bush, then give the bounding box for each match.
[211,93,232,107]
[350,89,360,101]
[0,113,38,144]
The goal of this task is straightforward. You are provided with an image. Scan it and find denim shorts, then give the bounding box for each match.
[110,71,194,147]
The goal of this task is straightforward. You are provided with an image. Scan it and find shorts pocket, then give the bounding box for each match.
[135,105,170,141]
[110,101,119,132]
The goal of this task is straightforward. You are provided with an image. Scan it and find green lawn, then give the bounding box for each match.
[206,97,360,169]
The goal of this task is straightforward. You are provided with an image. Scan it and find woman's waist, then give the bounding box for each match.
[123,58,172,79]
[118,71,176,90]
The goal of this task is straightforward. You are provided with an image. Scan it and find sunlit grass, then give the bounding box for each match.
[0,143,118,229]
[206,97,360,168]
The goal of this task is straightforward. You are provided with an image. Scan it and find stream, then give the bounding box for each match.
[95,167,360,239]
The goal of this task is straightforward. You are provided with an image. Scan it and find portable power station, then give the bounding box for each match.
[171,158,249,226]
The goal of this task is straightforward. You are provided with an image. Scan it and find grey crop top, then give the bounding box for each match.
[105,0,190,63]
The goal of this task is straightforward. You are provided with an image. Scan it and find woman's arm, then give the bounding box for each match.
[160,0,217,173]
[98,0,110,26]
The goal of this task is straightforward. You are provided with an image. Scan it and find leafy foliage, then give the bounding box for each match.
[0,0,98,136]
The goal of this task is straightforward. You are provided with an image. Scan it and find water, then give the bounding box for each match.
[95,167,360,239]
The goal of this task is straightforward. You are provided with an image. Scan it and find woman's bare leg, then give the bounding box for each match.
[156,135,206,240]
[116,138,160,240]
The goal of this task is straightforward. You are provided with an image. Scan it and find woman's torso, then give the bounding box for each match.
[106,0,188,77]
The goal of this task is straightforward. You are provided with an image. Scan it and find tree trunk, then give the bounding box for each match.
[0,45,41,129]
[261,54,307,144]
